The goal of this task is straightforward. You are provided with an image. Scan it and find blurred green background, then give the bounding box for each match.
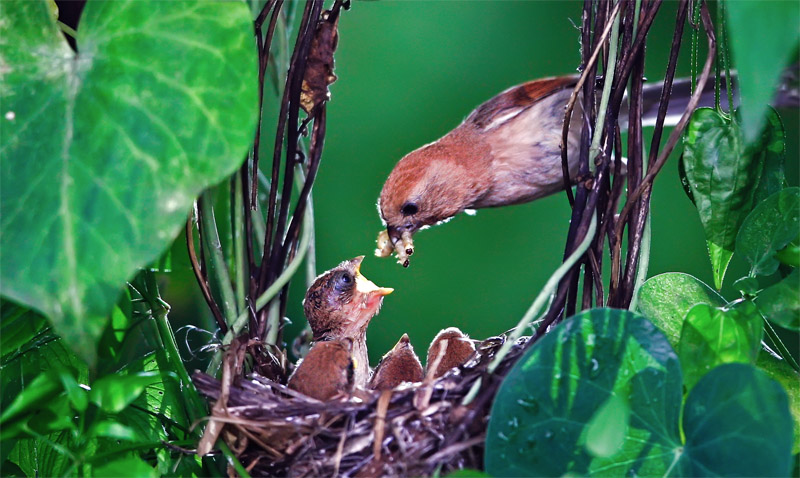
[163,1,799,367]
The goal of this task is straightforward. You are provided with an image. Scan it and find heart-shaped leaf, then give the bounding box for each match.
[681,108,763,289]
[682,363,793,477]
[726,1,800,142]
[485,309,684,476]
[678,301,763,390]
[756,269,800,331]
[736,188,800,277]
[0,0,258,365]
[635,272,725,346]
[485,309,794,476]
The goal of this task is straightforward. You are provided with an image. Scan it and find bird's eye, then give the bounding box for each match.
[400,202,418,216]
[339,272,352,285]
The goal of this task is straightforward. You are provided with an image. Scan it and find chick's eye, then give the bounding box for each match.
[400,202,418,216]
[339,272,352,285]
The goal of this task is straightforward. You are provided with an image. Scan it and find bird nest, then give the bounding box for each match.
[192,333,531,477]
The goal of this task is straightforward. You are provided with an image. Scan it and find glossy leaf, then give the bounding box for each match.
[682,364,793,477]
[637,274,800,453]
[485,309,795,476]
[727,1,800,142]
[636,272,725,347]
[678,301,763,390]
[775,240,800,268]
[756,269,799,331]
[752,108,788,205]
[486,309,683,476]
[681,108,762,289]
[0,0,258,365]
[89,371,162,413]
[584,394,629,458]
[736,188,800,277]
[94,455,158,478]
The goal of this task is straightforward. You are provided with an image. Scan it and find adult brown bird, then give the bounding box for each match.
[425,327,475,379]
[374,75,760,266]
[287,339,354,401]
[303,256,393,388]
[369,333,424,390]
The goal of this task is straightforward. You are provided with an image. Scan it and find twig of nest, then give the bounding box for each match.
[193,333,532,477]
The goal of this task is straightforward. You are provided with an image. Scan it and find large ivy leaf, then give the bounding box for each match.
[0,0,258,365]
[681,363,793,477]
[678,301,763,390]
[736,188,800,277]
[681,108,763,289]
[486,309,684,476]
[637,272,800,453]
[727,1,800,142]
[635,272,725,345]
[485,309,795,476]
[756,269,800,331]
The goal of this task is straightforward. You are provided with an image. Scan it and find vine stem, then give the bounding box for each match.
[461,213,598,406]
[200,193,238,323]
[588,10,621,173]
[206,202,313,375]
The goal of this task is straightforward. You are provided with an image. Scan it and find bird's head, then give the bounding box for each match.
[303,256,393,341]
[375,132,491,266]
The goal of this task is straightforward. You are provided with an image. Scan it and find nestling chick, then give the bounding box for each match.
[303,256,393,388]
[287,339,354,401]
[376,76,582,266]
[426,327,475,379]
[369,334,424,390]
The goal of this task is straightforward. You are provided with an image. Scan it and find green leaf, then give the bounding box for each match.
[584,394,630,459]
[6,430,76,478]
[775,240,800,268]
[752,108,788,205]
[756,269,799,331]
[485,308,684,476]
[91,421,140,442]
[444,470,490,478]
[0,301,50,366]
[636,272,725,347]
[94,455,158,478]
[89,371,161,413]
[682,108,764,289]
[637,274,800,453]
[732,276,759,296]
[756,352,800,454]
[0,371,62,430]
[727,1,800,142]
[0,0,258,365]
[485,309,795,476]
[682,363,793,476]
[736,188,800,277]
[678,301,764,390]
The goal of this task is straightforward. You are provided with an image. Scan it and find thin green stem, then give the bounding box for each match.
[233,172,246,315]
[764,319,800,373]
[207,203,314,374]
[589,9,622,173]
[144,271,208,422]
[219,440,251,478]
[719,0,735,116]
[462,213,598,405]
[629,214,651,311]
[690,0,703,93]
[200,192,238,324]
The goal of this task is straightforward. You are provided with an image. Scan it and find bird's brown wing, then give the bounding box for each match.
[467,76,579,130]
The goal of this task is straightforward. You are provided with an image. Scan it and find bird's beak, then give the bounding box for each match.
[352,256,394,297]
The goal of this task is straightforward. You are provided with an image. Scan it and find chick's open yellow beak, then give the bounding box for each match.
[353,257,394,296]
